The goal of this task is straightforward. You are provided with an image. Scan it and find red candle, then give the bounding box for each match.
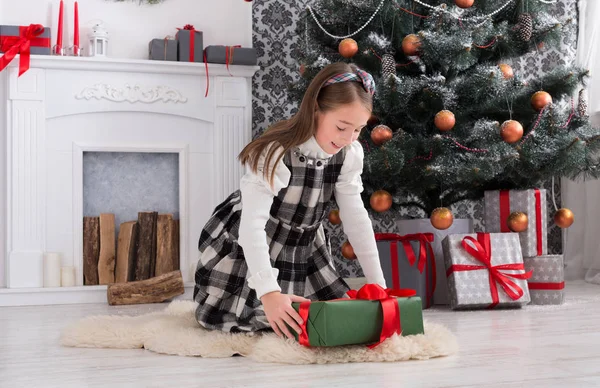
[57,0,64,48]
[74,1,79,47]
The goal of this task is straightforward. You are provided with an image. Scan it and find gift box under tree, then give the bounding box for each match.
[484,189,548,257]
[442,232,532,310]
[524,255,565,305]
[290,285,424,347]
[375,233,436,309]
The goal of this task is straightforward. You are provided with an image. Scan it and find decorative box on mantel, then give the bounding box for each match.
[0,56,259,306]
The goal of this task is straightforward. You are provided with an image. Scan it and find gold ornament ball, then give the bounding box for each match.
[371,125,393,145]
[455,0,475,8]
[554,208,574,228]
[507,211,528,232]
[500,120,524,143]
[434,110,456,131]
[498,63,514,79]
[430,207,454,230]
[338,38,359,58]
[531,91,552,111]
[370,190,393,213]
[341,241,357,260]
[402,34,421,56]
[328,209,341,225]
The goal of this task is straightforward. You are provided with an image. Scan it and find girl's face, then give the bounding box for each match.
[314,100,371,154]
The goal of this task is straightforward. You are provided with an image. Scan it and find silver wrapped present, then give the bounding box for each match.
[524,255,565,305]
[484,189,548,257]
[442,232,531,310]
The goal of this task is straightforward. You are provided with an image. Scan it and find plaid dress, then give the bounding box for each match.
[193,146,350,332]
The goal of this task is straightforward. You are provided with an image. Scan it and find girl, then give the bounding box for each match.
[194,62,387,339]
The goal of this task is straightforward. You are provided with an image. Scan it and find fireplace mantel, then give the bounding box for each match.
[0,56,259,306]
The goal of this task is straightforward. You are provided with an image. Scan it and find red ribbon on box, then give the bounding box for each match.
[446,232,533,309]
[203,45,242,97]
[374,232,436,307]
[499,189,544,255]
[528,281,565,290]
[297,284,416,349]
[177,24,199,62]
[0,24,48,76]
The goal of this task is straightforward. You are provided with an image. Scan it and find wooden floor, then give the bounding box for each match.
[1,281,599,388]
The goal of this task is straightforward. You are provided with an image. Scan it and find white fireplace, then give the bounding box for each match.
[0,56,258,306]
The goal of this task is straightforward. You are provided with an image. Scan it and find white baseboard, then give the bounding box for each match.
[0,283,195,307]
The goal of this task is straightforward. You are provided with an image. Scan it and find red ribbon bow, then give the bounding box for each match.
[446,233,533,308]
[298,284,416,349]
[0,24,46,77]
[374,233,437,307]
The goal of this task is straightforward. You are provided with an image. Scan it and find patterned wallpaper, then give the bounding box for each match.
[251,0,578,278]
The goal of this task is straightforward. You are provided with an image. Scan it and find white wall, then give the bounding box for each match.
[0,0,253,59]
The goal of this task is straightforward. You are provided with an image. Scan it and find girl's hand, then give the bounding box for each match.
[260,291,310,339]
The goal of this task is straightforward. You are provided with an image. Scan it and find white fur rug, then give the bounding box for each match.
[60,301,458,364]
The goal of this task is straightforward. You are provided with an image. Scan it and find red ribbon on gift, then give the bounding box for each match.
[528,281,565,290]
[446,233,533,308]
[177,24,198,62]
[0,24,48,76]
[203,45,242,97]
[297,284,416,349]
[499,189,544,255]
[374,233,436,307]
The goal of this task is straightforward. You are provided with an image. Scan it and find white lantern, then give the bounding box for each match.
[89,23,109,57]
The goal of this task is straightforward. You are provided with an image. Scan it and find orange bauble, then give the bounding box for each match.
[371,125,393,146]
[328,209,341,225]
[430,207,454,230]
[531,91,552,111]
[455,0,475,8]
[341,241,357,260]
[554,208,574,228]
[402,34,421,56]
[338,38,358,58]
[498,63,514,79]
[434,110,456,131]
[370,190,393,213]
[500,120,524,143]
[299,63,306,76]
[507,212,528,232]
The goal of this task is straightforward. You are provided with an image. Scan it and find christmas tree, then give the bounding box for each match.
[292,0,598,223]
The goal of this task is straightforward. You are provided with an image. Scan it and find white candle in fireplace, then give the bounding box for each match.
[61,266,76,287]
[43,252,62,287]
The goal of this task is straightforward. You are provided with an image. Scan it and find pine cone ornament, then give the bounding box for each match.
[578,89,588,117]
[516,13,533,41]
[382,53,396,79]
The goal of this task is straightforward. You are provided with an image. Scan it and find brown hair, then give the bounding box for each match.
[238,62,374,187]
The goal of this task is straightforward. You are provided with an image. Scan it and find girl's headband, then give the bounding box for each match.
[322,68,376,96]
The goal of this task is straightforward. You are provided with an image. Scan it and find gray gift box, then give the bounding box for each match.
[397,218,474,305]
[442,233,531,310]
[376,233,435,309]
[149,38,177,61]
[484,189,548,257]
[204,45,257,66]
[524,255,565,305]
[176,29,203,62]
[0,25,51,55]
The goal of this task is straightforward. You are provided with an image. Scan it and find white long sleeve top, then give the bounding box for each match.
[237,136,387,300]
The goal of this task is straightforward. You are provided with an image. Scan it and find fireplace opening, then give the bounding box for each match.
[82,152,180,285]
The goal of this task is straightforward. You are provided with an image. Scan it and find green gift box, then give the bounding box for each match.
[290,295,424,347]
